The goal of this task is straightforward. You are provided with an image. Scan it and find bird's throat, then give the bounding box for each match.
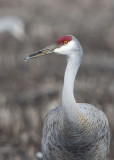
[62,54,81,110]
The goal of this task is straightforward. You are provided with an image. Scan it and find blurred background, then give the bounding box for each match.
[0,0,114,160]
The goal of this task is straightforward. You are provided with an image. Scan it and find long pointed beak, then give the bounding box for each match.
[24,43,57,61]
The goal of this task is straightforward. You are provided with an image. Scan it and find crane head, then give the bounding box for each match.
[24,35,83,61]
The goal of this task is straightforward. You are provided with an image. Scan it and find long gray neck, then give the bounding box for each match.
[62,53,81,108]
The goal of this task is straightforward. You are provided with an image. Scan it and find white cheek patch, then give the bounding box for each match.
[54,40,76,54]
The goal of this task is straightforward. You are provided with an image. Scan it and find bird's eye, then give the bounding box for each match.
[64,41,68,44]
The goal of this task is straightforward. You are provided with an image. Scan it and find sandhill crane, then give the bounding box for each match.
[24,35,110,160]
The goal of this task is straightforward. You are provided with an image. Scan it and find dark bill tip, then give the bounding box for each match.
[24,56,30,61]
[24,50,42,61]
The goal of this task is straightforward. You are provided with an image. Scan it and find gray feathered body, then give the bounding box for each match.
[42,103,110,160]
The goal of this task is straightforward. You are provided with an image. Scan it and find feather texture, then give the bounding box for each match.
[42,104,110,160]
